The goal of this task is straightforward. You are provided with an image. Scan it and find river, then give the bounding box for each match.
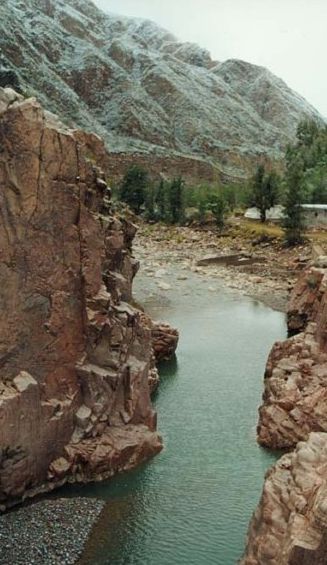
[73,271,286,565]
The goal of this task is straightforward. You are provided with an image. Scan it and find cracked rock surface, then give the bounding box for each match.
[257,265,327,450]
[242,432,327,565]
[0,87,162,510]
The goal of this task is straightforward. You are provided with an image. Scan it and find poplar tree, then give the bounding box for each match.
[282,159,306,246]
[120,165,147,214]
[249,165,279,223]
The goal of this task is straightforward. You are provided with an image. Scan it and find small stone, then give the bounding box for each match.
[157,282,171,290]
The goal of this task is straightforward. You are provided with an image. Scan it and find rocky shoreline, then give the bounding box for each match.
[0,498,105,564]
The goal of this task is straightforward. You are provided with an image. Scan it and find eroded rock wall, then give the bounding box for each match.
[0,88,162,509]
[257,265,327,450]
[241,432,327,565]
[242,260,327,563]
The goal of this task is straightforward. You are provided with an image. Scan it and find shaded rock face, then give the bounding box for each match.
[0,0,323,182]
[135,314,179,394]
[287,267,326,334]
[241,432,327,565]
[0,88,162,509]
[257,265,327,450]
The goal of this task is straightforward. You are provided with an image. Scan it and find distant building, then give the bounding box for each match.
[301,204,327,227]
[244,204,327,228]
[244,205,284,222]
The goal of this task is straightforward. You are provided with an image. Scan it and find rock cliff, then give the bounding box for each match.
[257,263,327,450]
[0,87,165,510]
[0,0,323,182]
[242,259,327,564]
[241,432,327,565]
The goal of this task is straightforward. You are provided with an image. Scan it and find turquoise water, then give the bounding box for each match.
[73,285,286,565]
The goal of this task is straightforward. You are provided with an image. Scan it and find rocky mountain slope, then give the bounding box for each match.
[0,0,323,181]
[0,86,177,510]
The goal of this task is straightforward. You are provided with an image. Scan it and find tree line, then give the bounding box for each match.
[118,166,230,228]
[117,119,327,245]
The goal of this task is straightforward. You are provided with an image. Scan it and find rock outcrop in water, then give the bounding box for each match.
[0,0,323,182]
[0,87,165,510]
[151,322,179,362]
[257,262,327,450]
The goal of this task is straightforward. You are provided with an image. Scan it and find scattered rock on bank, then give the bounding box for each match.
[134,223,308,312]
[0,498,104,565]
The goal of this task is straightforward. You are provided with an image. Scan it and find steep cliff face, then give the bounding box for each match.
[0,88,163,509]
[242,261,327,564]
[241,432,327,565]
[0,0,323,181]
[257,264,327,450]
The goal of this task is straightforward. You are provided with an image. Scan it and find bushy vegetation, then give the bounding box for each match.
[118,167,248,228]
[247,165,280,223]
[119,165,148,214]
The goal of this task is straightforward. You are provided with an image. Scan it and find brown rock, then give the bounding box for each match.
[287,267,326,333]
[0,88,162,509]
[151,322,179,362]
[241,433,327,565]
[257,263,327,450]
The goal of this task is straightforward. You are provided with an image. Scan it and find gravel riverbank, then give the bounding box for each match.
[134,223,311,313]
[0,498,105,565]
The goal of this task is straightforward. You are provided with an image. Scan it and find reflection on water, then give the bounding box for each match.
[70,290,286,565]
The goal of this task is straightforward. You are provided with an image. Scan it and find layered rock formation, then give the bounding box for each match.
[257,263,327,450]
[0,0,323,182]
[241,432,327,565]
[0,87,164,510]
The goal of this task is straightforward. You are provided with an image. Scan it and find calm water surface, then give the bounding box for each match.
[73,281,286,565]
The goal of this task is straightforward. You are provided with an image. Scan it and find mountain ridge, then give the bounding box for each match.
[0,0,323,181]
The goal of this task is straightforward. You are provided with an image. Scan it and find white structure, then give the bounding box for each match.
[244,205,284,222]
[244,204,327,228]
[301,204,327,227]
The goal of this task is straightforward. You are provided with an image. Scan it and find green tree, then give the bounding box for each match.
[167,177,185,224]
[144,184,156,221]
[283,120,327,205]
[120,165,148,214]
[155,179,167,221]
[206,193,226,229]
[282,161,306,246]
[249,164,279,222]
